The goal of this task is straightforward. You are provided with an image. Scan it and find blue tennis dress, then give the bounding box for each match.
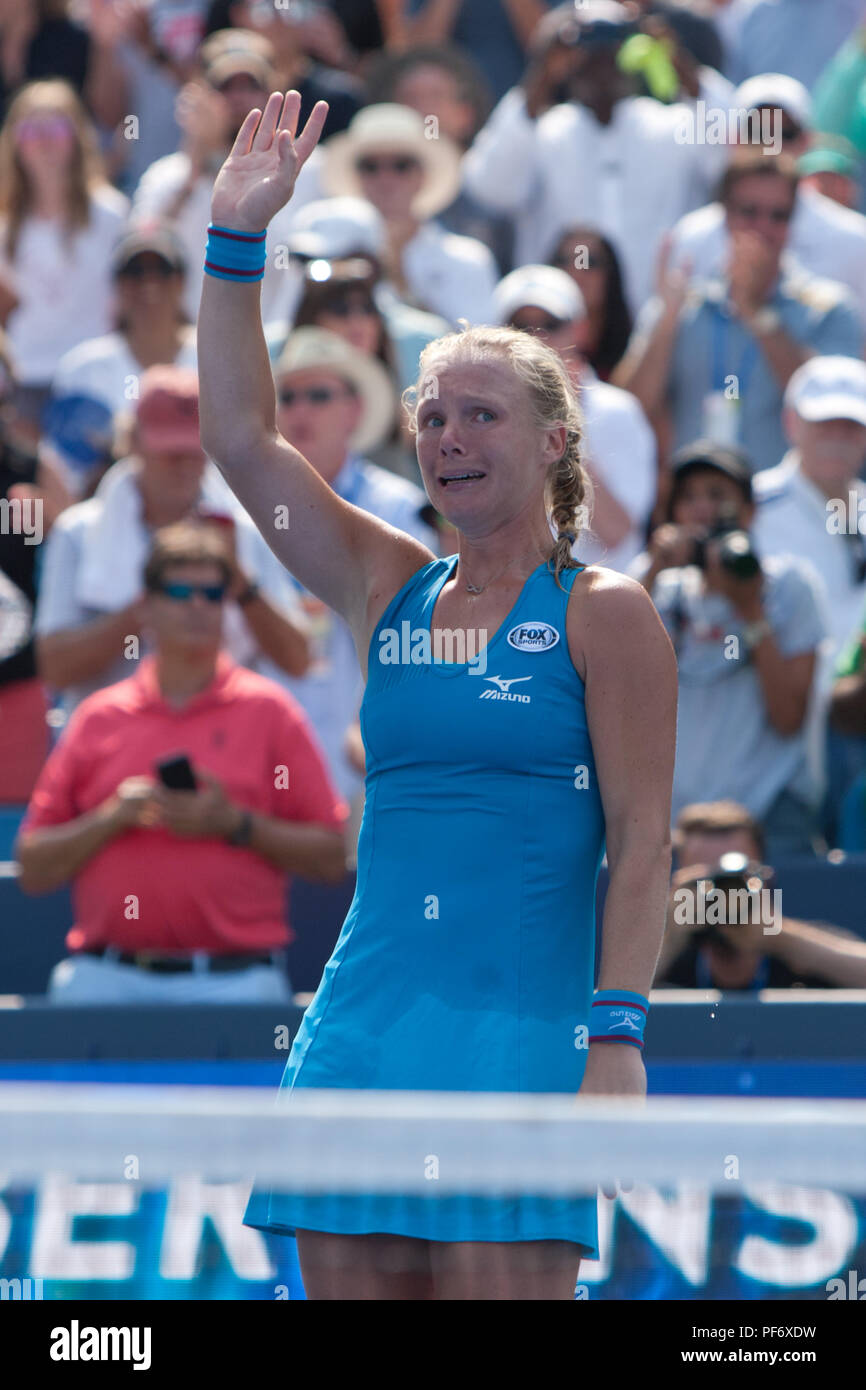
[243,554,606,1255]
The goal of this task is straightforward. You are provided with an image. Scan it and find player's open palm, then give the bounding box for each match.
[210,91,328,235]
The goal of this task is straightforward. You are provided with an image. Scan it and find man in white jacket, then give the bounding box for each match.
[462,0,730,311]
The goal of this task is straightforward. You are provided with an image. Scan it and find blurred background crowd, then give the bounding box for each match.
[3,0,866,1003]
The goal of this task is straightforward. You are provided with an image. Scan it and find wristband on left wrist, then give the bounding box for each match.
[589,989,649,1050]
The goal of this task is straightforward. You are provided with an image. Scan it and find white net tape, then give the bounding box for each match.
[1,1084,865,1191]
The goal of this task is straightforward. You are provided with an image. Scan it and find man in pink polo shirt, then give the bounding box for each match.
[15,522,348,1004]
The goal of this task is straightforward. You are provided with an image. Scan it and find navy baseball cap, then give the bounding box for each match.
[670,440,753,501]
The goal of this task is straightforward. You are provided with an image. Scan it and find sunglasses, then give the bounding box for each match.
[15,115,74,142]
[323,294,378,319]
[278,385,353,407]
[729,202,793,225]
[117,257,179,280]
[355,155,420,177]
[511,314,566,335]
[156,581,227,603]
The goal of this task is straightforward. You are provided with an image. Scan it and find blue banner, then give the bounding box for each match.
[1,1184,864,1300]
[1,1060,864,1301]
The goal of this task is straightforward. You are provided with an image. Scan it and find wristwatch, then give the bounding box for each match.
[742,617,772,652]
[226,809,254,846]
[748,307,782,337]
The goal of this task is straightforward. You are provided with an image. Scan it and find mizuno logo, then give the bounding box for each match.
[486,675,531,692]
[480,675,532,703]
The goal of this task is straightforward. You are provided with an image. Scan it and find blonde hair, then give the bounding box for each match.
[403,325,592,589]
[0,80,106,261]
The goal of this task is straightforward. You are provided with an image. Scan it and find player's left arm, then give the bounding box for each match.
[569,569,678,1093]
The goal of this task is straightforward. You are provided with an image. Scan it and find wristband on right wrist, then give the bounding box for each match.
[205,223,267,283]
[589,989,649,1049]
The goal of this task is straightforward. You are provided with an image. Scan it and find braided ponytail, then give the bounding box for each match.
[546,421,593,591]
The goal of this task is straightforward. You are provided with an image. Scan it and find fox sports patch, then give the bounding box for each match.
[506,622,560,652]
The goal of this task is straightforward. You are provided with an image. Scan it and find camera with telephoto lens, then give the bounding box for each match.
[689,852,772,954]
[691,507,761,580]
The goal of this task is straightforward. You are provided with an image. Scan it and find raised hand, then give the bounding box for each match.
[655,234,692,318]
[210,91,329,235]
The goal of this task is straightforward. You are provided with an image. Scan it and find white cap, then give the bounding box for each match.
[493,265,586,326]
[732,73,812,131]
[784,355,866,427]
[286,197,386,260]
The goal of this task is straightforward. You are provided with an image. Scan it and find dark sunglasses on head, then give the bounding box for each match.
[729,202,793,224]
[157,581,227,603]
[356,154,420,177]
[278,385,353,407]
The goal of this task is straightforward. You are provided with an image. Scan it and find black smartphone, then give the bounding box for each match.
[155,753,198,791]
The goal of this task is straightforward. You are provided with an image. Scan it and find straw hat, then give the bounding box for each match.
[274,327,395,453]
[322,104,461,220]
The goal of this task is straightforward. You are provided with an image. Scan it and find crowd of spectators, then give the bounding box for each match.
[3,0,866,1000]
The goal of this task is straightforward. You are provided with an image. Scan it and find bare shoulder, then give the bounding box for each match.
[566,564,675,684]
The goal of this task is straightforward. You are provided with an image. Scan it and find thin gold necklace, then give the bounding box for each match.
[459,545,554,597]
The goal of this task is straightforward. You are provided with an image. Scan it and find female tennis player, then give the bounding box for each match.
[197,92,677,1301]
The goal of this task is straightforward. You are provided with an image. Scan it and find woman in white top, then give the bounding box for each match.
[51,221,198,421]
[0,78,128,438]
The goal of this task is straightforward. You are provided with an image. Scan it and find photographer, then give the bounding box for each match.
[462,0,726,307]
[654,800,866,990]
[632,441,828,856]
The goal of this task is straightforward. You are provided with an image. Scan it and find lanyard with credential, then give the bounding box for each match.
[711,305,761,396]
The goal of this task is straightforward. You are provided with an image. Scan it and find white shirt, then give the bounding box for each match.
[574,365,657,574]
[131,149,323,323]
[669,187,866,328]
[752,449,866,682]
[402,220,498,327]
[51,330,198,417]
[0,186,129,383]
[34,458,306,716]
[462,83,730,312]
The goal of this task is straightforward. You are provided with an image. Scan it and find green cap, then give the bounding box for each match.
[798,138,860,182]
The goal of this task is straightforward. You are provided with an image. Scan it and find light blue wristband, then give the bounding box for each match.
[589,989,649,1050]
[204,223,267,282]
